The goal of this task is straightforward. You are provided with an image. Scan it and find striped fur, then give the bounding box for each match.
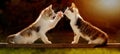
[64,3,108,45]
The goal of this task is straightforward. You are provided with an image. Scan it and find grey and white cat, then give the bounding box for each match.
[64,3,108,45]
[7,5,63,44]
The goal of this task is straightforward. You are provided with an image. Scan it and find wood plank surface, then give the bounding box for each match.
[0,43,120,48]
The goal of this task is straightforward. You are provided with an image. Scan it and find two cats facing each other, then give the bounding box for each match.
[7,3,108,45]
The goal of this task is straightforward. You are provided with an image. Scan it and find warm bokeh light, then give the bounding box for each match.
[96,0,120,17]
[74,0,120,33]
[100,0,119,9]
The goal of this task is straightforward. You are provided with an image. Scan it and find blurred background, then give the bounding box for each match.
[0,0,120,43]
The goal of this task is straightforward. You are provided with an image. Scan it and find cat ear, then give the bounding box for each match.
[46,4,52,9]
[44,4,52,11]
[49,4,52,9]
[71,3,76,8]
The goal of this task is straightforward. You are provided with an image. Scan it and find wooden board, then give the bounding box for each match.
[0,43,120,48]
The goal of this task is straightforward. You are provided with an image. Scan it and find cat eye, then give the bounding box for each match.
[48,13,52,16]
[52,16,55,19]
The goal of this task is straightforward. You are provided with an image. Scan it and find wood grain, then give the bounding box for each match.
[0,43,120,48]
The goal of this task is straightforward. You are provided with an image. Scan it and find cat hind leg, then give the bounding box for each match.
[40,34,52,44]
[88,37,107,45]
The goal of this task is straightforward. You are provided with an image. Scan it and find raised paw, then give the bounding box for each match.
[56,11,63,18]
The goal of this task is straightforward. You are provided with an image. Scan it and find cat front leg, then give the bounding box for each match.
[49,11,63,28]
[71,33,80,44]
[70,22,81,44]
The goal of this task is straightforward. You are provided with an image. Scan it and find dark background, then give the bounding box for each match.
[0,0,120,43]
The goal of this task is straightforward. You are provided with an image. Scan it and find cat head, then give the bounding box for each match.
[41,5,56,20]
[64,3,82,20]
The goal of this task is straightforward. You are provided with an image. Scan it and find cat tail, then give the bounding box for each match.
[6,35,15,44]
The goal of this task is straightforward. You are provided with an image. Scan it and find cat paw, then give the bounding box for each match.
[71,41,78,44]
[88,41,92,44]
[45,41,52,44]
[57,11,63,18]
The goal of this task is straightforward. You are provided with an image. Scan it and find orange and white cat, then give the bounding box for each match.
[64,3,108,45]
[7,5,63,44]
